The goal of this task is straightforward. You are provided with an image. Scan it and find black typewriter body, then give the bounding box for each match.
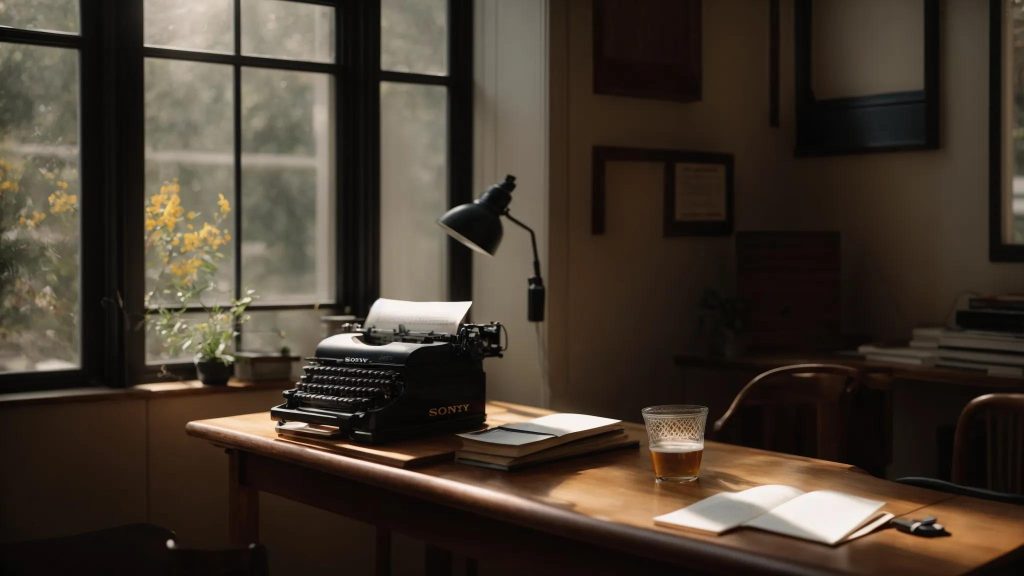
[271,323,502,443]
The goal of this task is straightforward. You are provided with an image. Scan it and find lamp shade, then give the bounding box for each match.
[438,202,504,256]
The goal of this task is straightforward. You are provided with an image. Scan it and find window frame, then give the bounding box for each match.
[0,2,111,391]
[989,0,1024,261]
[0,0,473,391]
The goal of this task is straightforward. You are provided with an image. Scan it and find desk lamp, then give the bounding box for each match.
[438,175,544,322]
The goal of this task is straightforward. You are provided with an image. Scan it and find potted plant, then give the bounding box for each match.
[698,289,749,358]
[144,179,254,385]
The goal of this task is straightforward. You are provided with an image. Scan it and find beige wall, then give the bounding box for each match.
[547,0,1024,422]
[549,0,791,420]
[472,0,549,408]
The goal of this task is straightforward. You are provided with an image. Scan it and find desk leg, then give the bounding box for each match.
[228,449,260,546]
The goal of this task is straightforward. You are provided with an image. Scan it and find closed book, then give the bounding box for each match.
[457,413,623,458]
[857,345,935,359]
[455,429,638,471]
[955,310,1024,333]
[865,354,935,367]
[935,347,1024,367]
[939,333,1024,354]
[935,359,1024,378]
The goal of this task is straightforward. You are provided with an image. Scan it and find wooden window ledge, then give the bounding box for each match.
[0,379,291,408]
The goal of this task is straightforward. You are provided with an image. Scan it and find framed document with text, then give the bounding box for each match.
[664,152,733,236]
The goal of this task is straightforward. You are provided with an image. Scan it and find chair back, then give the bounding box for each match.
[712,363,884,471]
[952,393,1024,494]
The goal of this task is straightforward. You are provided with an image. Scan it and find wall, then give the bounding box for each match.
[549,0,792,420]
[0,390,376,575]
[547,0,1024,423]
[472,0,549,408]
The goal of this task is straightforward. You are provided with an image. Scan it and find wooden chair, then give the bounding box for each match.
[951,393,1024,494]
[0,523,269,576]
[712,363,890,474]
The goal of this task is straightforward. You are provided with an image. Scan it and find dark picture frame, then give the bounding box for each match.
[794,0,939,155]
[664,152,734,236]
[592,146,734,237]
[592,0,702,102]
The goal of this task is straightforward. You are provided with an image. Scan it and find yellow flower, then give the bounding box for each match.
[0,180,17,193]
[144,218,157,231]
[56,180,69,191]
[181,231,201,252]
[217,193,230,215]
[161,193,183,231]
[19,210,47,229]
[160,179,180,196]
[187,211,198,220]
[48,190,78,214]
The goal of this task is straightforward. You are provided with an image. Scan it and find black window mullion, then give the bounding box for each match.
[0,27,82,48]
[234,0,243,313]
[379,70,450,85]
[121,0,147,387]
[447,0,472,302]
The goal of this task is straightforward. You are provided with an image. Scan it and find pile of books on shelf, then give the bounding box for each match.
[454,413,638,471]
[857,295,1024,377]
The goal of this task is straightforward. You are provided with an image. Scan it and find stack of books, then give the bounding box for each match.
[909,322,1024,377]
[454,413,638,471]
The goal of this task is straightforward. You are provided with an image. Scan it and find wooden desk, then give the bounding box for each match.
[186,402,1024,576]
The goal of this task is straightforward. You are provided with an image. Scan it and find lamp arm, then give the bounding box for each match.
[503,211,543,282]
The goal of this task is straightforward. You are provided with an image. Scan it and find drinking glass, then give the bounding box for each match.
[641,405,708,483]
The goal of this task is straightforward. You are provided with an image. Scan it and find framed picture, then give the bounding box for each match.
[664,152,733,236]
[593,0,702,102]
[591,146,733,237]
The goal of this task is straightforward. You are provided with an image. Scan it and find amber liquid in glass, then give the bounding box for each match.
[649,442,703,482]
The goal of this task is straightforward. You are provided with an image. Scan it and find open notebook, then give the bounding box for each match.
[654,485,894,546]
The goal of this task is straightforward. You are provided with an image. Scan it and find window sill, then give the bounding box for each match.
[0,379,291,408]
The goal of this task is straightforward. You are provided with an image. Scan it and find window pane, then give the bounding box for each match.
[146,311,204,365]
[241,0,334,63]
[241,308,337,360]
[241,68,334,304]
[144,0,233,54]
[379,82,447,301]
[0,43,81,374]
[144,58,235,308]
[381,0,448,75]
[0,0,79,34]
[1011,6,1024,242]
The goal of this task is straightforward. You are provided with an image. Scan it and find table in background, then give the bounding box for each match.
[187,401,1024,576]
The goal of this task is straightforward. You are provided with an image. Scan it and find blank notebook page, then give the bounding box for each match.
[654,485,805,534]
[743,490,885,545]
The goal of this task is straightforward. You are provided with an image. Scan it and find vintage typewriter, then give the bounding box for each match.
[272,302,503,443]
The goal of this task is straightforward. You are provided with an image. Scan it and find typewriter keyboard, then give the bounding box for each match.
[292,363,401,412]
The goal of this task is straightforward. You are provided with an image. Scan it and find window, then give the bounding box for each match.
[0,0,472,389]
[140,0,337,369]
[0,2,89,377]
[992,0,1024,260]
